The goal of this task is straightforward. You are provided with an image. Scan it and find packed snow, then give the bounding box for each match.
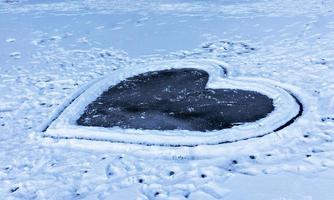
[1,0,334,199]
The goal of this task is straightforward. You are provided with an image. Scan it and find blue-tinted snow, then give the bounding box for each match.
[0,0,334,199]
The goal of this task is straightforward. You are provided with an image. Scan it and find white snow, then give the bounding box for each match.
[5,38,16,43]
[0,0,334,199]
[9,51,21,59]
[43,59,301,151]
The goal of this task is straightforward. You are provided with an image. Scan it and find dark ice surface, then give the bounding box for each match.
[77,68,274,132]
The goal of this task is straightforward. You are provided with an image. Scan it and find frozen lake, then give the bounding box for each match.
[0,0,334,199]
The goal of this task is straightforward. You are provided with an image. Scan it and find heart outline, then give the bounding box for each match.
[42,59,302,148]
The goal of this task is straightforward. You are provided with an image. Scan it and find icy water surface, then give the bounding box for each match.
[78,68,274,131]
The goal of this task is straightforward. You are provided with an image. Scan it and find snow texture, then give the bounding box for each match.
[1,0,334,199]
[43,59,302,152]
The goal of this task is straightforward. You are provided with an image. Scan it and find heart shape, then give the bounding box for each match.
[77,68,274,131]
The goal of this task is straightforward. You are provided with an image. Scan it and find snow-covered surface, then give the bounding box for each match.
[43,59,301,150]
[1,0,334,199]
